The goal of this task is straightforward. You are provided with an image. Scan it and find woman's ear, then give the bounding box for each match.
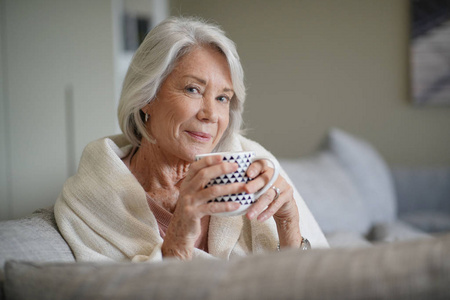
[141,103,151,115]
[141,103,153,122]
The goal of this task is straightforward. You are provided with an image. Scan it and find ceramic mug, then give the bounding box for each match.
[195,151,280,217]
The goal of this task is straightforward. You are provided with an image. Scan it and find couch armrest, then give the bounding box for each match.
[4,234,450,300]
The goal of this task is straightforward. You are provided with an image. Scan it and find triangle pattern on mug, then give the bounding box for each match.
[213,192,255,205]
[204,152,257,204]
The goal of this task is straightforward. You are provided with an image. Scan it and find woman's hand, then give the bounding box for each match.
[161,155,246,260]
[245,161,302,250]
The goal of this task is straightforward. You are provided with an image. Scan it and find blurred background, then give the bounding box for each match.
[1,0,449,220]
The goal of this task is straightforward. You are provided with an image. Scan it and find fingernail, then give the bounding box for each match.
[257,214,267,222]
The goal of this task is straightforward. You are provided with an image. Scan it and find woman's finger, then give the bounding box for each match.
[246,160,266,179]
[184,155,223,181]
[245,186,277,220]
[244,167,273,194]
[257,182,296,222]
[186,161,239,191]
[199,201,241,215]
[196,182,247,203]
[246,177,288,220]
[256,191,289,222]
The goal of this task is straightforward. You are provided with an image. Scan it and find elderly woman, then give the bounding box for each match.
[55,17,328,262]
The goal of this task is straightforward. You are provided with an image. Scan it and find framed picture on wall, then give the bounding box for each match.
[123,13,152,52]
[410,0,450,106]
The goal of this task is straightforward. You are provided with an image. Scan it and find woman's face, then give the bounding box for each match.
[144,46,234,162]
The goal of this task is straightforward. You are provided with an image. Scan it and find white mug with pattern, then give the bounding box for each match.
[195,151,280,217]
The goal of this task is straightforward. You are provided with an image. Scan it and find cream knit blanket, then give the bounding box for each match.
[55,134,328,262]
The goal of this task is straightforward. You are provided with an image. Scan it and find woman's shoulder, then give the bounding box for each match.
[85,134,130,150]
[72,134,134,177]
[83,134,132,159]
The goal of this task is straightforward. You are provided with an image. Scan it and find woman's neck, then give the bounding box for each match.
[129,139,190,213]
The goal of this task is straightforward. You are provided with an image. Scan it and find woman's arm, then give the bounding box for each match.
[274,212,302,250]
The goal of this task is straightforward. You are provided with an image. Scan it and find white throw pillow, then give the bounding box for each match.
[279,151,371,235]
[326,128,397,224]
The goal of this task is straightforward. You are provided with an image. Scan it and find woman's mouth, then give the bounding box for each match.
[186,131,212,142]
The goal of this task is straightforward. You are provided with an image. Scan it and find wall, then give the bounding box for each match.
[0,0,169,220]
[1,0,118,219]
[170,0,450,166]
[0,0,11,219]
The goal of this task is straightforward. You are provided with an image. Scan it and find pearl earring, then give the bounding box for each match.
[145,113,149,122]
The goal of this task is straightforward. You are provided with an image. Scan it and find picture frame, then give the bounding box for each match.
[410,0,450,106]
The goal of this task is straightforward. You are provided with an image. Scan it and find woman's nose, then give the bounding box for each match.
[197,96,219,123]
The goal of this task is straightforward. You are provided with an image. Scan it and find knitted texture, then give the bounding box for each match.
[55,134,328,262]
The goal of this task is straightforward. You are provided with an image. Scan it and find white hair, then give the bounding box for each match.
[118,16,246,151]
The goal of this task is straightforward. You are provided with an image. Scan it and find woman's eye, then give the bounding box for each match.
[217,96,230,103]
[186,86,200,94]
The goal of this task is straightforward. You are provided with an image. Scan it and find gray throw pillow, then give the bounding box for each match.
[0,207,75,300]
[0,207,75,271]
[326,128,397,224]
[280,151,371,235]
[5,234,450,300]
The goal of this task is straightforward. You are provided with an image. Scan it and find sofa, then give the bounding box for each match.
[1,128,449,299]
[278,128,450,247]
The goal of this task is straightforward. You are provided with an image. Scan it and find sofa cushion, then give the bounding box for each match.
[326,128,397,224]
[0,207,75,271]
[279,151,371,235]
[5,234,450,300]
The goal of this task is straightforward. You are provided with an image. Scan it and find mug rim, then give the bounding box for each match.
[195,151,255,159]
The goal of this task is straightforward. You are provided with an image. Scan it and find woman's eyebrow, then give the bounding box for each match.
[184,75,207,85]
[223,87,235,95]
[184,75,234,94]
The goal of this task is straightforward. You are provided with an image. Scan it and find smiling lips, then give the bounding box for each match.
[186,131,212,142]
